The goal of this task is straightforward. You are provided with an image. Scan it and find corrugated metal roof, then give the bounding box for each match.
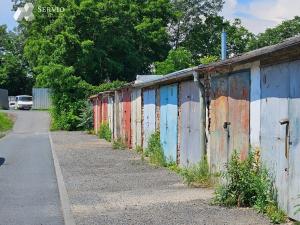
[133,68,196,88]
[134,75,163,84]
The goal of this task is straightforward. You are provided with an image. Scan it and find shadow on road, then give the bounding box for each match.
[0,157,5,167]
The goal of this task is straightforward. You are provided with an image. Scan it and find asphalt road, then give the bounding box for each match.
[0,111,64,225]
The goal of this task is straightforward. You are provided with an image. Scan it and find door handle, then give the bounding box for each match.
[279,118,290,159]
[223,122,231,129]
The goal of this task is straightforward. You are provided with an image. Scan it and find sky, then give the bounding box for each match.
[222,0,300,34]
[0,0,300,34]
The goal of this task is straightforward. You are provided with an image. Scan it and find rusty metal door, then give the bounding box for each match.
[179,81,202,167]
[143,89,156,149]
[122,88,131,148]
[97,97,102,133]
[228,71,250,160]
[131,88,142,149]
[93,99,97,132]
[160,84,178,162]
[108,96,114,133]
[102,96,108,123]
[210,71,250,172]
[261,64,289,212]
[114,91,122,139]
[210,75,229,172]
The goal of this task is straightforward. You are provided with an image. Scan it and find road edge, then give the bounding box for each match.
[49,132,76,225]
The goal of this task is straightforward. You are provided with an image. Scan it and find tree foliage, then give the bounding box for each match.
[182,17,254,60]
[169,0,224,47]
[154,47,194,74]
[19,0,174,130]
[248,16,300,50]
[0,25,33,95]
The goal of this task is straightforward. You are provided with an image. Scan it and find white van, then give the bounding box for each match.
[15,95,33,110]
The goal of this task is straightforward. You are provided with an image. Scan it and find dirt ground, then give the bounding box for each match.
[51,131,271,225]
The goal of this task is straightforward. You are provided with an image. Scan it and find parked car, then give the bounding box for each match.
[15,95,33,110]
[9,100,16,109]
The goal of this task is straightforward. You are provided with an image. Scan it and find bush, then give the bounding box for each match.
[180,157,213,187]
[98,122,112,142]
[77,100,93,131]
[112,138,126,150]
[213,150,286,224]
[145,132,166,167]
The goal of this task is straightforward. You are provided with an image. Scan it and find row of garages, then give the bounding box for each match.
[89,35,300,221]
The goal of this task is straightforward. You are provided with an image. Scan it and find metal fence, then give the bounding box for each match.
[0,89,9,110]
[32,88,52,109]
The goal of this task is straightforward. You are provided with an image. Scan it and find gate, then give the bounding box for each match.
[261,60,300,220]
[179,81,202,166]
[160,84,178,162]
[143,89,156,149]
[210,70,250,172]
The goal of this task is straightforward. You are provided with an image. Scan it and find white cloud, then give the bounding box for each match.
[222,0,300,34]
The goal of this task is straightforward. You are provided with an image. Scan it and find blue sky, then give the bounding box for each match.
[1,0,300,34]
[0,1,17,30]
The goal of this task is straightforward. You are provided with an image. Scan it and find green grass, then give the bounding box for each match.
[112,138,126,150]
[98,122,112,142]
[0,113,14,137]
[179,157,214,187]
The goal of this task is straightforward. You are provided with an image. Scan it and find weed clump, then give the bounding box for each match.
[213,150,286,224]
[145,132,166,167]
[98,122,112,142]
[180,157,213,187]
[112,138,126,150]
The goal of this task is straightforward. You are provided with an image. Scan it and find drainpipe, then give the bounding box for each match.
[221,29,227,60]
[193,71,206,157]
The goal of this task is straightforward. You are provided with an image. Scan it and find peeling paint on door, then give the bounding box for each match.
[131,88,142,149]
[179,81,203,166]
[122,88,131,148]
[210,70,250,172]
[143,89,156,149]
[160,84,178,162]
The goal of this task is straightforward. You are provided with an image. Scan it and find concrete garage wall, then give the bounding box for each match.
[0,89,9,110]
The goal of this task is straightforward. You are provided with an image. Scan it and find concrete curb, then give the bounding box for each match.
[49,133,76,225]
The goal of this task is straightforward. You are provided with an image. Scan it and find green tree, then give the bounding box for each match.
[18,0,174,129]
[169,0,224,47]
[248,16,300,50]
[154,47,193,74]
[182,17,254,60]
[0,25,33,95]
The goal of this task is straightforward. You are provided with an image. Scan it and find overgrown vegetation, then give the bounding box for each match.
[112,138,126,150]
[135,145,144,154]
[180,157,213,187]
[213,150,286,224]
[77,100,93,131]
[144,132,166,167]
[0,112,13,138]
[98,122,112,142]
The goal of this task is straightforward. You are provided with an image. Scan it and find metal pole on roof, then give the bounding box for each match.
[221,29,227,60]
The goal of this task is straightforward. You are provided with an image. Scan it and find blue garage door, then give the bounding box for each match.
[160,84,178,162]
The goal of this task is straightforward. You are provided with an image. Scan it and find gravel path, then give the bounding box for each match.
[51,131,271,225]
